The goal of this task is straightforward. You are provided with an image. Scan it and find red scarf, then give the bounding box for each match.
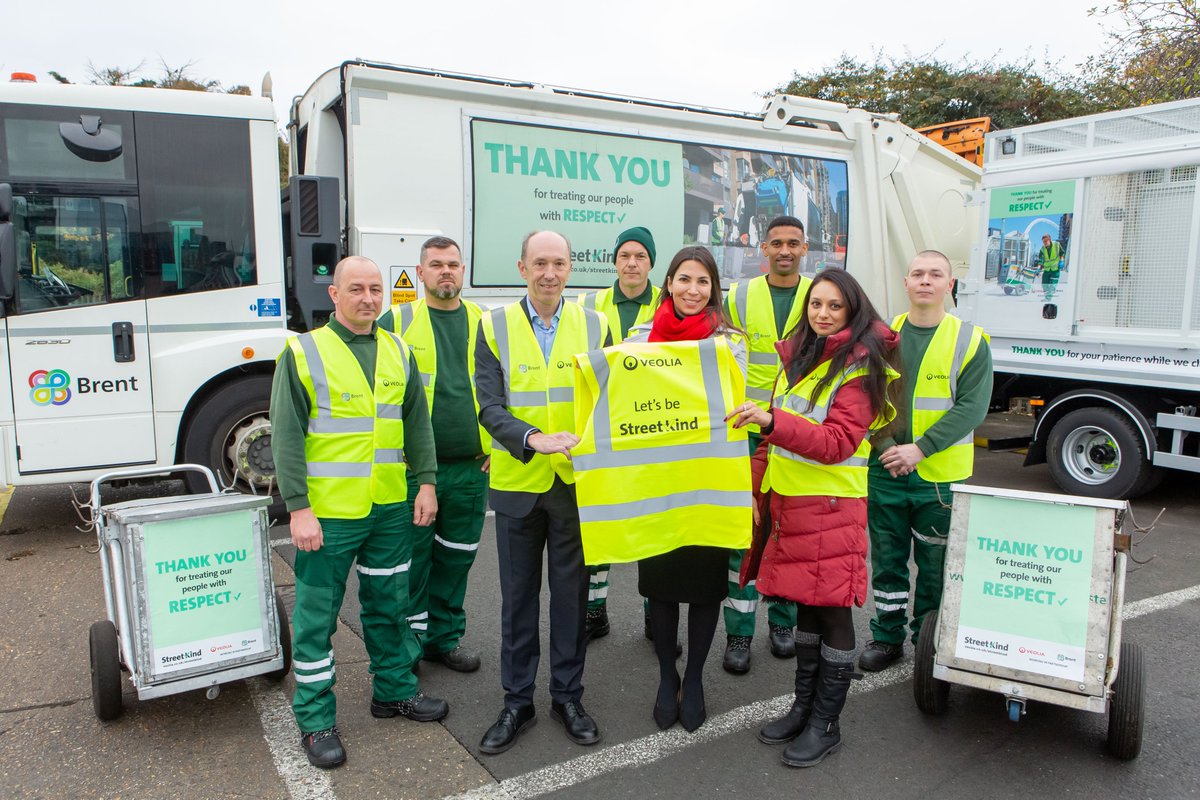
[648,296,718,342]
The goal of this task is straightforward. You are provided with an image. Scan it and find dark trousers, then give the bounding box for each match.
[494,477,588,711]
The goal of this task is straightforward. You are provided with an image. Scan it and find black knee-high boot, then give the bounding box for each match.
[758,632,820,744]
[781,646,858,767]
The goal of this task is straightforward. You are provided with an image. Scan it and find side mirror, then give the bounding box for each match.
[0,184,15,301]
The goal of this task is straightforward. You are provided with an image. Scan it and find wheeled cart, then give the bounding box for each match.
[914,484,1145,760]
[88,465,291,721]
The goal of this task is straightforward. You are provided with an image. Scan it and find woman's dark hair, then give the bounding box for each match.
[784,268,895,417]
[656,245,738,331]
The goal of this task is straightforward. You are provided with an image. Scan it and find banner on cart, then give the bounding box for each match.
[953,494,1095,682]
[141,509,268,675]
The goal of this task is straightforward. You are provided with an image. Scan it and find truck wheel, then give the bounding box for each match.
[1106,641,1145,760]
[182,374,285,517]
[1046,407,1154,499]
[913,610,949,715]
[89,620,123,721]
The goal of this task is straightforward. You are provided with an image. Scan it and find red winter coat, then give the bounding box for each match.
[740,324,899,608]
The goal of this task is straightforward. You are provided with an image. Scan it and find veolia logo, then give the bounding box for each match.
[622,355,639,371]
[623,355,683,371]
[29,369,72,406]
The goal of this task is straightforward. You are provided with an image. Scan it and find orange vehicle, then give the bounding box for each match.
[915,117,992,166]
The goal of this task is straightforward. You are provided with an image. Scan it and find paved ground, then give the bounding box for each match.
[1,432,1197,799]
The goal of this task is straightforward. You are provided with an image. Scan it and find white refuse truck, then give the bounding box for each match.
[0,60,980,500]
[960,98,1200,498]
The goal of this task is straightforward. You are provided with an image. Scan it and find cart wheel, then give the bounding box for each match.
[266,590,292,682]
[1007,699,1022,722]
[89,620,123,721]
[1002,285,1015,295]
[913,611,949,715]
[1106,641,1145,760]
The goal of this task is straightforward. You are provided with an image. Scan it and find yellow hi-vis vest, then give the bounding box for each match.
[763,358,898,498]
[726,274,812,416]
[572,337,752,565]
[288,325,411,519]
[577,284,660,344]
[480,301,605,493]
[893,312,988,483]
[392,298,490,456]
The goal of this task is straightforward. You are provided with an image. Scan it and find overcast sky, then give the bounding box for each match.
[7,0,1115,126]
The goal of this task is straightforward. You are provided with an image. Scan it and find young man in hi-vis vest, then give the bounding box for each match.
[720,215,810,675]
[860,250,992,672]
[270,257,447,770]
[576,226,660,643]
[379,236,489,674]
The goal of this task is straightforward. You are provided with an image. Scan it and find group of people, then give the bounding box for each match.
[269,216,992,771]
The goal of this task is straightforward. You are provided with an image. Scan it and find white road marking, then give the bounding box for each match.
[249,677,336,800]
[443,582,1200,800]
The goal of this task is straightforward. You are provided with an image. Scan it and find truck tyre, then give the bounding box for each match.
[1046,407,1155,499]
[182,374,285,518]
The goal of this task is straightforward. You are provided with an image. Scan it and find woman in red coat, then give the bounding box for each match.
[728,268,898,768]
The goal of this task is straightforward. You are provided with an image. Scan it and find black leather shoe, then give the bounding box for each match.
[425,645,481,673]
[370,690,449,722]
[551,699,602,746]
[585,607,610,641]
[769,624,796,659]
[858,640,904,672]
[723,635,752,674]
[679,682,706,732]
[300,726,346,769]
[479,706,536,754]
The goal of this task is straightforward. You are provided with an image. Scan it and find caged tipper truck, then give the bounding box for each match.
[0,60,980,505]
[960,97,1200,499]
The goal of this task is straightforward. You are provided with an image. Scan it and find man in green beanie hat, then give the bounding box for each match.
[576,226,661,641]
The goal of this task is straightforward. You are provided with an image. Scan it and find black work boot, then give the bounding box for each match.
[768,623,796,658]
[858,639,903,672]
[585,606,610,641]
[781,652,860,768]
[758,640,820,744]
[722,635,752,674]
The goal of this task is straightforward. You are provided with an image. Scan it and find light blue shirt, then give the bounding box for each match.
[528,296,564,363]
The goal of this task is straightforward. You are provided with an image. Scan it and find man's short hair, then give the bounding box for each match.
[910,249,952,272]
[520,230,573,262]
[766,215,806,237]
[420,235,461,262]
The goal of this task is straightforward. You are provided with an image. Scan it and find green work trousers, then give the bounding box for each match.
[866,465,952,646]
[1041,268,1060,300]
[291,501,421,734]
[724,432,797,637]
[405,460,488,655]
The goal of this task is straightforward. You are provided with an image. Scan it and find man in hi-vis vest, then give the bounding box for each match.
[576,226,660,642]
[270,257,447,770]
[379,236,489,674]
[474,230,609,755]
[860,250,992,673]
[720,215,809,675]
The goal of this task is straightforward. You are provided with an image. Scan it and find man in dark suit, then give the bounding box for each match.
[474,230,609,754]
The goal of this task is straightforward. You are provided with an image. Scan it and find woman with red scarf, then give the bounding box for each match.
[625,246,746,733]
[728,268,899,768]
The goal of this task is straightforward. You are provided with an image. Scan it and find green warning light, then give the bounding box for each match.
[316,264,329,276]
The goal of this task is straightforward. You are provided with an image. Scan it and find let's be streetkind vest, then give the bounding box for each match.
[391,298,490,455]
[572,337,751,564]
[480,301,605,493]
[763,357,898,498]
[288,325,411,519]
[892,312,988,483]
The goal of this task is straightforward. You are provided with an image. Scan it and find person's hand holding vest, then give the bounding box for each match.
[527,431,580,459]
[290,507,324,552]
[726,402,772,431]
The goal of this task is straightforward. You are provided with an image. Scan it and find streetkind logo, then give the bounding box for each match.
[622,354,683,371]
[963,635,1009,655]
[29,369,72,406]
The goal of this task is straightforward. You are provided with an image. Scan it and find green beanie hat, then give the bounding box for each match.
[612,226,656,266]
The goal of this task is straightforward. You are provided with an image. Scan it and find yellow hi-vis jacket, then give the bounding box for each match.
[288,325,411,519]
[481,301,606,493]
[392,298,490,456]
[726,274,812,423]
[893,312,988,483]
[577,284,661,344]
[763,358,898,498]
[572,337,752,565]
